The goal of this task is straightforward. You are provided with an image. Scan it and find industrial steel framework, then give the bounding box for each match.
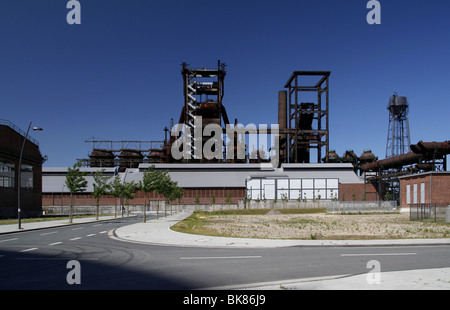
[362,140,449,202]
[284,71,330,163]
[385,94,411,159]
[381,94,412,200]
[180,60,229,162]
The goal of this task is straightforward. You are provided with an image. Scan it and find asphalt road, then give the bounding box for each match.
[0,216,449,290]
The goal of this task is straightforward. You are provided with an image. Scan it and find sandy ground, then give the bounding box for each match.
[202,212,450,240]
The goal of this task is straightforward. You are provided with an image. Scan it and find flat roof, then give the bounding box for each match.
[139,163,274,171]
[43,167,116,174]
[42,163,362,193]
[398,171,450,179]
[282,163,353,170]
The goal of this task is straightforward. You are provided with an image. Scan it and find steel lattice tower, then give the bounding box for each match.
[385,94,411,159]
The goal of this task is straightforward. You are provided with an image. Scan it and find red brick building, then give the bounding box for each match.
[42,163,378,208]
[398,171,450,209]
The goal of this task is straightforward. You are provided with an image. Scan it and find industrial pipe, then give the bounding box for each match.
[410,141,450,155]
[361,140,450,171]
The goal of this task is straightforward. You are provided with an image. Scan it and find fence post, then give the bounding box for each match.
[434,203,436,223]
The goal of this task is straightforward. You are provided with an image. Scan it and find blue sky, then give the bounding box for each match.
[1,0,449,167]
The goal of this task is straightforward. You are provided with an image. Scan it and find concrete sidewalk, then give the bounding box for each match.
[0,215,135,234]
[221,267,450,290]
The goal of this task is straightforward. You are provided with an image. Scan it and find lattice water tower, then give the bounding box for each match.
[385,94,411,158]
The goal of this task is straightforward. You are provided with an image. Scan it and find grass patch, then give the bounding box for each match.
[170,208,327,236]
[199,209,271,216]
[170,211,223,236]
[171,209,450,240]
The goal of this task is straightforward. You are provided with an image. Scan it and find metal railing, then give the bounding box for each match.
[0,119,39,146]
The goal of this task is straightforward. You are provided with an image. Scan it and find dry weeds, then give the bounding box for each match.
[201,212,450,240]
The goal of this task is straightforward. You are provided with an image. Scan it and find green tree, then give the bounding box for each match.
[109,176,139,217]
[384,191,392,201]
[109,175,124,217]
[160,177,183,215]
[140,166,163,222]
[157,170,175,216]
[65,162,88,223]
[194,193,200,205]
[225,191,232,205]
[122,181,139,212]
[92,169,111,220]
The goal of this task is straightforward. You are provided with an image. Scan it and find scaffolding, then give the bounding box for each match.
[283,71,330,163]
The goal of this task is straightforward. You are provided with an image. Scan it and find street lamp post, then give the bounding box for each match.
[18,122,43,229]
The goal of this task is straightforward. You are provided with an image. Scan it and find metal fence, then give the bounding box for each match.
[325,201,398,213]
[42,201,180,217]
[409,204,449,222]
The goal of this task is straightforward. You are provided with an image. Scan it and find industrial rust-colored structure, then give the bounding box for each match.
[362,140,449,201]
[82,140,165,171]
[281,71,330,164]
[80,66,332,168]
[69,62,447,207]
[178,60,230,163]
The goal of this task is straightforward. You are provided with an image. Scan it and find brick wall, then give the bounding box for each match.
[43,184,382,206]
[339,183,378,202]
[400,173,450,208]
[42,188,246,206]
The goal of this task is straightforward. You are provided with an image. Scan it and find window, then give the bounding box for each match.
[289,179,301,199]
[276,179,289,200]
[261,179,275,200]
[413,184,418,204]
[21,164,33,189]
[247,179,261,200]
[406,184,411,204]
[246,177,339,200]
[0,159,15,188]
[420,183,425,204]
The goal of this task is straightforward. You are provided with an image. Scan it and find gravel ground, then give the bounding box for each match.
[202,212,450,240]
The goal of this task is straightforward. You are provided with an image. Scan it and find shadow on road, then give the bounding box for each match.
[0,249,196,290]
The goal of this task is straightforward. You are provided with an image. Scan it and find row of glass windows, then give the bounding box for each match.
[406,183,426,204]
[0,158,33,189]
[246,178,339,200]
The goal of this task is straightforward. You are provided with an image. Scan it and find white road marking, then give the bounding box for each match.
[341,253,417,257]
[20,248,38,252]
[0,238,18,243]
[99,231,107,234]
[180,256,262,260]
[49,242,63,246]
[71,227,84,230]
[86,234,96,237]
[69,237,82,241]
[40,231,58,236]
[16,257,99,261]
